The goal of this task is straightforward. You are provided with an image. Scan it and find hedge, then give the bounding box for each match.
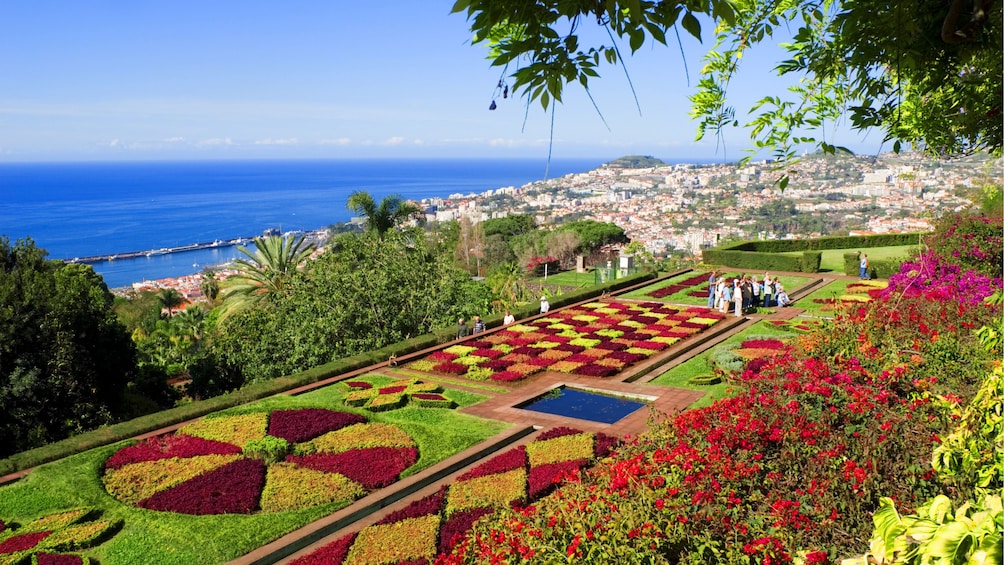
[842,252,902,279]
[703,232,926,273]
[0,270,657,478]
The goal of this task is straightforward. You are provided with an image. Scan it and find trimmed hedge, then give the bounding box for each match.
[703,232,926,273]
[842,252,901,279]
[0,270,657,478]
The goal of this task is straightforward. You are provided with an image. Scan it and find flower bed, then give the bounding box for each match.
[339,378,456,411]
[0,508,119,565]
[290,427,620,564]
[405,300,723,382]
[101,408,418,515]
[644,272,736,299]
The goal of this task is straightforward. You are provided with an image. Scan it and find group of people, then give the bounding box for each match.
[707,270,791,316]
[457,307,520,339]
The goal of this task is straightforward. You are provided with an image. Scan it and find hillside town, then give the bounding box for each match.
[419,151,999,257]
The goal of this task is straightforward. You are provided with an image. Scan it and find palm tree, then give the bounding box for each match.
[200,272,220,303]
[346,191,422,237]
[218,234,316,321]
[159,288,185,317]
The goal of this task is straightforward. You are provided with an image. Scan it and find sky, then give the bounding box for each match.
[0,2,884,163]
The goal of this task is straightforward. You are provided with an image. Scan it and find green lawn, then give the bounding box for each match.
[794,279,877,317]
[0,380,507,565]
[781,244,918,272]
[648,321,798,409]
[531,269,599,287]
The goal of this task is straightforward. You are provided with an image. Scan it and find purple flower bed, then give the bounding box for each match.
[440,507,494,555]
[528,459,588,498]
[606,351,647,364]
[267,409,366,444]
[105,434,241,469]
[594,340,628,351]
[378,385,408,394]
[593,432,620,458]
[510,346,539,356]
[139,458,266,515]
[0,531,52,554]
[480,359,514,371]
[458,446,527,480]
[554,343,585,353]
[288,446,418,490]
[376,487,447,525]
[345,381,372,389]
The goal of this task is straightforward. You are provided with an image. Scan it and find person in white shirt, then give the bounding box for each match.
[539,296,550,314]
[503,310,515,325]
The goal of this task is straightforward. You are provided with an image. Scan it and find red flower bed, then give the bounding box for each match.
[0,530,52,554]
[458,446,527,480]
[428,351,459,362]
[139,458,266,515]
[528,459,588,498]
[489,371,526,382]
[606,351,647,364]
[525,357,557,367]
[269,409,367,444]
[573,364,620,378]
[554,343,585,353]
[537,426,583,440]
[471,348,504,359]
[290,533,356,565]
[439,507,494,555]
[105,434,241,469]
[741,339,787,350]
[345,381,372,389]
[480,359,513,371]
[433,362,468,375]
[594,340,628,351]
[377,487,447,525]
[289,447,418,490]
[35,554,85,565]
[632,340,668,351]
[378,385,408,394]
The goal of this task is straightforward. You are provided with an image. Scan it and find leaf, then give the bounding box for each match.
[680,12,701,39]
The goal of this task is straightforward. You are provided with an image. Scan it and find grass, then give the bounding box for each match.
[531,269,598,287]
[648,321,797,410]
[780,244,918,272]
[0,381,508,565]
[794,279,875,317]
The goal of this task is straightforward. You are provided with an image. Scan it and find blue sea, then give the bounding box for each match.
[0,159,605,288]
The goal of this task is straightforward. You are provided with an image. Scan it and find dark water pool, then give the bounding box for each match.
[517,386,646,424]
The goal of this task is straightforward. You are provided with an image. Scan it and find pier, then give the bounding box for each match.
[67,237,254,265]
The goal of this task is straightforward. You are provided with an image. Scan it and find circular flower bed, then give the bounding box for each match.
[101,408,418,515]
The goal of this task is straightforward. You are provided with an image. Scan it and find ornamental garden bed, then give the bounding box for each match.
[798,279,889,315]
[290,426,620,564]
[405,300,725,383]
[0,383,507,564]
[622,272,812,306]
[647,321,799,409]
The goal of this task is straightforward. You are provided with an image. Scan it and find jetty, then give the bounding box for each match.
[67,237,254,265]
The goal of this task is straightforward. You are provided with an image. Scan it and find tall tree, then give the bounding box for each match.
[218,234,316,321]
[0,238,136,457]
[158,288,184,317]
[453,0,1002,175]
[346,191,423,237]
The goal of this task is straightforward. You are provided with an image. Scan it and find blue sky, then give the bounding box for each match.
[0,2,883,162]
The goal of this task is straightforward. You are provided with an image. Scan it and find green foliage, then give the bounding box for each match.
[346,191,422,236]
[606,155,667,168]
[242,436,291,465]
[555,219,629,253]
[480,214,535,239]
[218,233,316,322]
[0,238,136,458]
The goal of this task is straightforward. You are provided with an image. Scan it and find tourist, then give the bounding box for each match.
[472,315,486,334]
[503,310,515,325]
[707,270,718,308]
[751,275,761,308]
[859,252,869,280]
[456,318,469,339]
[741,277,752,312]
[540,296,550,314]
[776,284,792,307]
[734,279,743,317]
[720,280,733,314]
[763,274,774,307]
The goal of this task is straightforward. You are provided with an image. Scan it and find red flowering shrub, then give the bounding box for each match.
[433,362,468,375]
[439,507,494,555]
[104,434,241,469]
[267,409,366,444]
[489,371,526,382]
[573,364,620,378]
[527,459,587,498]
[139,459,266,515]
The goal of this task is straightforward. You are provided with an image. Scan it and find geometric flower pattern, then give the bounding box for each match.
[289,426,620,564]
[101,408,418,515]
[406,300,724,382]
[0,508,120,565]
[343,379,454,411]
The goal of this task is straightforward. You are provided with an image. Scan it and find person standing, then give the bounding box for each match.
[751,275,761,308]
[472,315,486,334]
[859,253,869,280]
[763,274,774,307]
[539,296,550,314]
[707,270,718,308]
[503,310,515,325]
[720,280,733,314]
[734,279,744,317]
[456,318,469,339]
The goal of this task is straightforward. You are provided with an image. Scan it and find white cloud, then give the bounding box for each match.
[383,136,406,146]
[196,137,234,147]
[319,137,351,145]
[254,137,298,145]
[164,136,186,143]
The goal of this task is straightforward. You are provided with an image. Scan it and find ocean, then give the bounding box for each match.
[0,158,605,289]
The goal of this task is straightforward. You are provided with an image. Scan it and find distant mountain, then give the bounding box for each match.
[604,155,667,168]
